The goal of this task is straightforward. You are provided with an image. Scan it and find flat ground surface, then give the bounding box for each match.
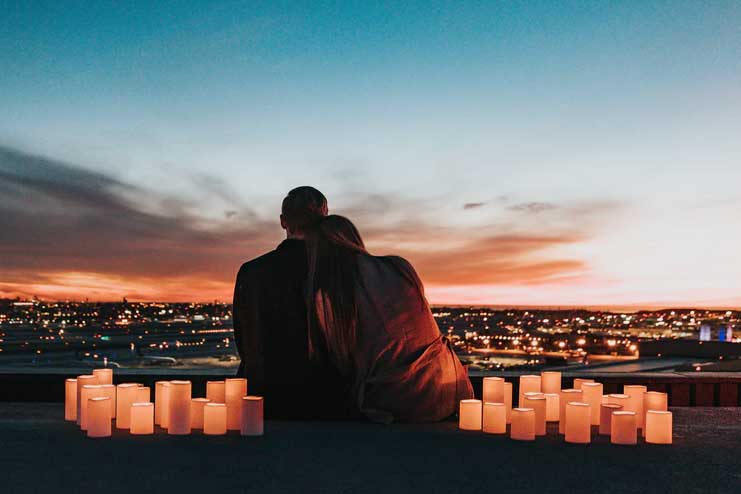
[0,404,739,494]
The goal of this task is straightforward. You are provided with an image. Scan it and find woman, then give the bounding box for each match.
[306,215,473,423]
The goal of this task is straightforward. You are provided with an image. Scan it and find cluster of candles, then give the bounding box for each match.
[64,369,264,438]
[459,373,672,445]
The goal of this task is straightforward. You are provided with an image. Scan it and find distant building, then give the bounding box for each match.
[699,322,734,342]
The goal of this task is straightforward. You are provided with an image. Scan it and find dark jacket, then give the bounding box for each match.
[233,239,347,419]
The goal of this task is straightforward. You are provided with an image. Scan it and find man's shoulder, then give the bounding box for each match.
[237,249,280,279]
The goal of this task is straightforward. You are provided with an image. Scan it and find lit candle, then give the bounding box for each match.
[608,394,630,408]
[645,410,672,444]
[601,395,609,404]
[580,382,604,425]
[80,384,103,431]
[206,381,226,403]
[240,396,264,436]
[154,381,170,426]
[191,398,210,429]
[610,411,637,445]
[458,399,483,430]
[510,408,535,441]
[76,375,97,425]
[482,402,506,434]
[168,380,192,435]
[642,392,668,437]
[564,402,591,444]
[518,375,541,407]
[116,383,140,429]
[541,371,561,394]
[203,403,227,435]
[559,389,583,434]
[623,385,647,429]
[482,377,505,403]
[225,378,248,430]
[504,382,513,424]
[573,378,594,390]
[130,403,154,435]
[136,386,150,403]
[87,397,112,438]
[65,378,77,421]
[92,368,113,386]
[599,403,623,435]
[523,394,547,436]
[100,384,116,419]
[544,393,560,422]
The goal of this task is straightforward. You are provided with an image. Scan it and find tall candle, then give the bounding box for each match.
[87,397,112,438]
[518,375,541,407]
[100,384,116,419]
[573,378,594,390]
[459,399,483,430]
[482,402,506,434]
[642,392,668,437]
[116,383,140,429]
[203,403,227,435]
[482,377,505,403]
[92,368,113,386]
[504,382,513,424]
[645,411,672,444]
[168,380,192,435]
[544,393,560,422]
[559,389,583,434]
[76,375,97,425]
[564,402,591,444]
[541,371,561,394]
[136,386,150,403]
[206,381,226,403]
[523,394,547,436]
[581,382,604,425]
[623,385,647,428]
[510,408,535,441]
[611,411,637,445]
[154,381,170,426]
[241,396,264,436]
[599,403,623,435]
[191,398,210,429]
[65,378,77,421]
[80,384,103,431]
[130,403,154,435]
[225,378,248,430]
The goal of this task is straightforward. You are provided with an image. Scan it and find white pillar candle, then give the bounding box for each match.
[241,396,264,436]
[504,382,513,424]
[518,375,541,407]
[76,375,97,425]
[87,397,112,438]
[645,410,672,444]
[191,398,210,429]
[564,402,591,444]
[116,383,139,429]
[168,380,192,435]
[482,402,506,434]
[599,403,623,435]
[92,368,113,386]
[523,394,547,436]
[80,384,103,431]
[544,393,560,422]
[482,377,505,403]
[559,389,583,434]
[573,378,594,390]
[580,382,604,425]
[203,403,227,435]
[136,386,150,403]
[642,392,668,437]
[541,371,561,394]
[206,381,226,403]
[510,408,535,441]
[225,378,248,430]
[611,411,637,445]
[130,403,154,435]
[100,384,116,419]
[458,399,482,430]
[65,379,77,421]
[623,385,647,428]
[154,381,170,426]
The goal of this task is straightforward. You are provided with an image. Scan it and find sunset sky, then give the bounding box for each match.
[1,1,740,307]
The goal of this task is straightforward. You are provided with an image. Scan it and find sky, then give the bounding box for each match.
[1,1,740,307]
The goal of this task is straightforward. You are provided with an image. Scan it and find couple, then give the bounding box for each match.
[233,187,473,423]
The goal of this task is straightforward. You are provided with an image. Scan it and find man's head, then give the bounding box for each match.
[280,186,328,238]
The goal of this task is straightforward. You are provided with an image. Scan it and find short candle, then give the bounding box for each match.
[482,402,507,434]
[599,403,623,435]
[541,371,561,394]
[87,397,112,438]
[642,391,668,436]
[645,410,672,444]
[565,402,591,444]
[203,403,227,435]
[503,382,513,424]
[482,377,505,404]
[510,408,535,441]
[225,378,248,430]
[116,383,140,429]
[523,394,547,436]
[168,380,192,435]
[559,389,583,434]
[65,378,77,421]
[518,375,541,407]
[130,403,154,435]
[191,398,210,429]
[623,385,647,428]
[80,384,104,431]
[92,368,113,386]
[610,411,637,445]
[544,393,560,422]
[580,382,604,425]
[240,396,264,436]
[76,375,97,425]
[206,381,226,403]
[608,394,630,408]
[458,399,483,430]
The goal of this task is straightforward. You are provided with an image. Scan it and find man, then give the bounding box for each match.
[232,186,345,419]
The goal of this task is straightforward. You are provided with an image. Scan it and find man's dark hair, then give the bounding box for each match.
[281,186,328,233]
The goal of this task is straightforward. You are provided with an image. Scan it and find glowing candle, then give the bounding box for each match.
[623,385,647,428]
[154,381,170,426]
[92,368,113,385]
[541,371,561,394]
[608,394,630,408]
[241,396,264,436]
[130,403,154,435]
[87,397,111,438]
[581,382,604,425]
[206,381,226,403]
[80,384,103,431]
[645,410,672,444]
[573,378,594,390]
[76,375,97,425]
[611,411,637,445]
[564,402,591,444]
[458,399,482,430]
[482,377,505,403]
[518,375,541,407]
[642,391,668,437]
[191,398,210,429]
[100,384,116,419]
[504,382,513,424]
[225,378,248,430]
[544,393,560,422]
[168,380,192,435]
[510,408,535,441]
[482,402,507,434]
[203,403,227,435]
[599,403,623,435]
[137,386,150,403]
[65,379,77,421]
[559,389,583,434]
[116,383,140,429]
[601,395,609,404]
[523,393,547,436]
